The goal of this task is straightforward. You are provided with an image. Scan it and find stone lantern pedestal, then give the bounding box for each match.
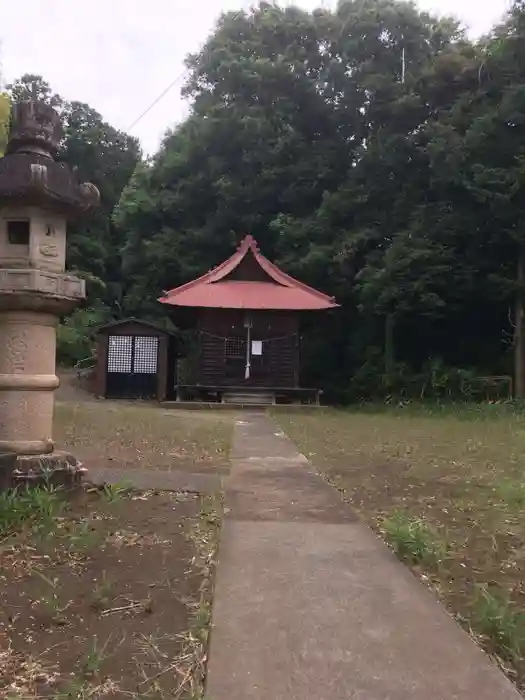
[0,100,99,486]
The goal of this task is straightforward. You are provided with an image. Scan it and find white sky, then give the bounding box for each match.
[2,0,511,155]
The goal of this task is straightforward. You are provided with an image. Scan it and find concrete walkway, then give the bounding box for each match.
[206,414,521,700]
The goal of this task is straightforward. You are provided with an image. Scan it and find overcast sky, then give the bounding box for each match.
[2,0,510,155]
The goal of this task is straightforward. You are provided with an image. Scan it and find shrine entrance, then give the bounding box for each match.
[223,333,269,386]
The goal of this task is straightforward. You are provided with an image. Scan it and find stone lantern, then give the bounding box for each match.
[0,100,99,481]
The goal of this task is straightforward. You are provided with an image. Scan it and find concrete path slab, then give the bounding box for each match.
[227,467,358,522]
[206,414,521,700]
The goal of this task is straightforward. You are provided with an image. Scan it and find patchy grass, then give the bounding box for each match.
[472,587,525,668]
[0,485,64,536]
[381,510,448,567]
[54,401,233,473]
[0,485,221,699]
[277,405,525,690]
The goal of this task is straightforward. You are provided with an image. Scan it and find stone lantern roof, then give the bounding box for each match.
[0,101,100,215]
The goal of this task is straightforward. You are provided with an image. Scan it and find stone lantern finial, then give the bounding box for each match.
[7,101,63,159]
[0,100,100,216]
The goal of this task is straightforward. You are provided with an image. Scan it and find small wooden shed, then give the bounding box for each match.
[94,319,177,401]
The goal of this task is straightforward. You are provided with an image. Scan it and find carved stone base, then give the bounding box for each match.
[0,450,16,489]
[12,451,87,488]
[0,310,58,454]
[0,270,86,454]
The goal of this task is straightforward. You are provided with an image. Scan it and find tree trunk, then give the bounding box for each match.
[385,314,395,378]
[515,246,525,398]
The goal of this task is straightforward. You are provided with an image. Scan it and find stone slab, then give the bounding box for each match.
[230,454,310,471]
[232,418,310,460]
[226,468,358,522]
[87,467,222,494]
[228,418,354,521]
[207,520,520,700]
[161,402,322,412]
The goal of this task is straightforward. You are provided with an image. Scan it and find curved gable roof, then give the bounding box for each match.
[159,235,338,311]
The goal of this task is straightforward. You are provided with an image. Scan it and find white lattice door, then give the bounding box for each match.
[106,335,159,398]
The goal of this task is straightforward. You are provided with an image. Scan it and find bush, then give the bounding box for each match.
[340,357,511,403]
[57,306,109,367]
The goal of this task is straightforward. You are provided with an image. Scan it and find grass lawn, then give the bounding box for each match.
[278,404,525,691]
[0,485,220,699]
[54,401,233,473]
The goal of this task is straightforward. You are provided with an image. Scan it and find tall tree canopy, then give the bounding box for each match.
[115,0,487,394]
[0,93,10,157]
[14,0,524,395]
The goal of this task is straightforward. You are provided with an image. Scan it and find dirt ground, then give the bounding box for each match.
[278,405,525,692]
[54,371,233,474]
[0,374,228,699]
[56,370,98,404]
[0,487,218,699]
[54,401,233,474]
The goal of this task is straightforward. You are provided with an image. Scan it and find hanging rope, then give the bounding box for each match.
[245,319,252,380]
[196,329,299,344]
[187,329,299,383]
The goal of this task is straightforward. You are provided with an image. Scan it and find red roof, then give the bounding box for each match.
[159,235,338,311]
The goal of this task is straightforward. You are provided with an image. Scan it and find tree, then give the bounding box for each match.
[0,93,10,156]
[6,74,63,108]
[63,99,141,307]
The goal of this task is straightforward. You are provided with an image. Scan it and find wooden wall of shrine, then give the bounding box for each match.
[186,309,300,388]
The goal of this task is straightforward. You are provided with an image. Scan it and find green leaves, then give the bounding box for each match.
[0,93,11,157]
[57,306,110,367]
[113,0,502,390]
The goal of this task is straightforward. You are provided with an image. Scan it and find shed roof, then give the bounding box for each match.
[159,235,338,311]
[96,318,176,336]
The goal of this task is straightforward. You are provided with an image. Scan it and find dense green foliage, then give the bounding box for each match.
[114,0,525,398]
[9,1,525,396]
[0,93,10,157]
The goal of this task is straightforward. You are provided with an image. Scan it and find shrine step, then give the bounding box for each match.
[222,391,275,405]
